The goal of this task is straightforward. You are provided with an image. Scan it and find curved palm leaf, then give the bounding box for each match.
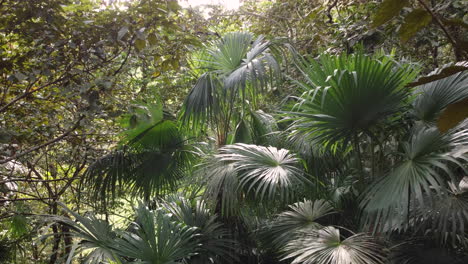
[51,206,119,264]
[250,110,279,145]
[217,143,308,202]
[287,52,418,150]
[414,181,468,248]
[83,104,196,204]
[361,120,468,231]
[203,143,307,216]
[263,199,335,248]
[411,71,468,126]
[54,204,200,264]
[282,226,386,264]
[203,163,241,216]
[181,32,280,139]
[159,196,236,263]
[114,205,198,263]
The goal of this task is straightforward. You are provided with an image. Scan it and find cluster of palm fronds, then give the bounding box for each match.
[57,32,468,264]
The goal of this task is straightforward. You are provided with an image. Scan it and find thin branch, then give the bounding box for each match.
[113,36,134,76]
[326,0,338,23]
[0,116,84,164]
[0,197,55,202]
[416,0,459,57]
[0,177,79,185]
[0,75,69,113]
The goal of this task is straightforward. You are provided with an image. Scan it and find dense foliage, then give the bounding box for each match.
[1,0,467,263]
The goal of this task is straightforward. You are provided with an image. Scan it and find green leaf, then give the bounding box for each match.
[170,59,179,70]
[117,26,128,41]
[411,71,468,125]
[135,39,146,51]
[282,226,386,264]
[399,9,432,43]
[129,114,138,128]
[9,215,28,238]
[372,0,408,28]
[152,71,161,78]
[233,119,252,144]
[147,33,158,45]
[167,0,180,11]
[14,72,27,81]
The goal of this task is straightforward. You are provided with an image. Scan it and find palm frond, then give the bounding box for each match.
[180,73,220,128]
[263,199,335,248]
[203,143,307,216]
[287,52,418,150]
[83,107,196,204]
[159,196,236,263]
[414,181,468,248]
[181,32,281,133]
[412,71,468,125]
[361,120,468,231]
[203,163,241,216]
[282,226,386,264]
[217,143,308,203]
[113,205,199,263]
[51,206,120,264]
[250,110,279,145]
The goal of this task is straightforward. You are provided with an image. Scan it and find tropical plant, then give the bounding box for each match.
[203,143,308,216]
[282,226,386,264]
[287,51,418,152]
[158,195,236,263]
[262,199,335,248]
[411,71,468,131]
[53,199,236,264]
[181,32,281,145]
[47,44,468,264]
[361,120,468,231]
[82,101,196,205]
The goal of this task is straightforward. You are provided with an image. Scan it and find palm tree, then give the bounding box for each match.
[59,48,468,264]
[282,226,386,264]
[284,51,468,261]
[82,100,197,206]
[53,199,234,264]
[203,143,309,216]
[181,32,281,146]
[286,51,418,153]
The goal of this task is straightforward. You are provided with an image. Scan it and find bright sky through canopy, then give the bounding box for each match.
[179,0,240,10]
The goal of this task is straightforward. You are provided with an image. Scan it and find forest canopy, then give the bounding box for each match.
[1,0,468,263]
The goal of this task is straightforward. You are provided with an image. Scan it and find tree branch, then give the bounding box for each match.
[0,75,69,113]
[0,116,84,164]
[416,0,460,59]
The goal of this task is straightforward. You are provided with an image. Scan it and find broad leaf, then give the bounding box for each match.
[399,9,432,43]
[372,0,408,28]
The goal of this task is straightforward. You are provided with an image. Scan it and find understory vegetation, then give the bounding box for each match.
[1,0,467,263]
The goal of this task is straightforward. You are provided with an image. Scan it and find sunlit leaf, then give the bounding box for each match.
[372,0,408,28]
[399,9,432,43]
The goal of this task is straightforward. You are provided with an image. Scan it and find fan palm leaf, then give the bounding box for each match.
[218,143,308,202]
[181,32,281,144]
[263,199,335,248]
[411,71,468,126]
[287,52,418,150]
[51,206,120,264]
[361,120,468,231]
[54,204,200,264]
[203,143,307,216]
[83,104,196,204]
[159,196,236,263]
[113,205,199,264]
[282,226,386,264]
[414,181,468,248]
